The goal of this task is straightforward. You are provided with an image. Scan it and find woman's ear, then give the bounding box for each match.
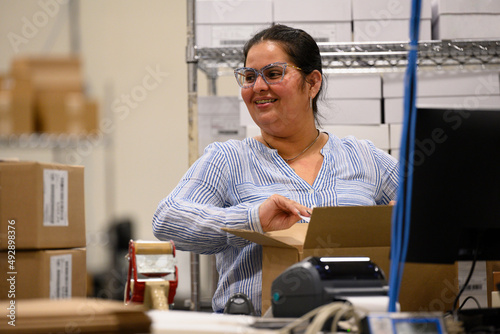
[307,70,322,98]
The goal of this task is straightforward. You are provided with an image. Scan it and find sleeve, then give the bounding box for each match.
[152,143,264,255]
[372,144,399,205]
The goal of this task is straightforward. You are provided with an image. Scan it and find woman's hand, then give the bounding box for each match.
[259,194,312,232]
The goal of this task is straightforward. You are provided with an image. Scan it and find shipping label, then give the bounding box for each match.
[43,169,69,226]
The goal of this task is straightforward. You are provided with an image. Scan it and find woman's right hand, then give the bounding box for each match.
[259,194,312,232]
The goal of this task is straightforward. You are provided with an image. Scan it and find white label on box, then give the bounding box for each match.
[43,169,69,226]
[458,261,487,309]
[50,254,72,299]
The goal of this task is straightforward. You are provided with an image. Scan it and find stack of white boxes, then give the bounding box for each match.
[383,70,500,158]
[352,0,432,42]
[195,0,273,47]
[320,73,389,153]
[198,96,246,155]
[273,0,352,43]
[432,0,500,40]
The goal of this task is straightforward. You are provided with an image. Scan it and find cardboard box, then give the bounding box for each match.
[37,92,98,135]
[433,14,500,40]
[0,248,87,299]
[0,89,33,135]
[224,206,457,313]
[353,0,432,20]
[353,19,431,42]
[320,99,382,125]
[325,73,382,99]
[276,22,352,43]
[384,95,500,124]
[196,0,273,24]
[11,56,83,94]
[274,0,351,22]
[432,0,500,15]
[199,96,246,155]
[382,71,500,98]
[0,161,86,250]
[196,24,269,47]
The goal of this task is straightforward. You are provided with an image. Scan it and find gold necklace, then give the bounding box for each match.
[263,130,321,163]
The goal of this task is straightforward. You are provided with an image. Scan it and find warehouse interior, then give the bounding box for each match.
[1,0,500,333]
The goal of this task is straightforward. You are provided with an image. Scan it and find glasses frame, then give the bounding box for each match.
[234,62,302,88]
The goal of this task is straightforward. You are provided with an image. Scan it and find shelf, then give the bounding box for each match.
[0,133,108,150]
[195,39,500,76]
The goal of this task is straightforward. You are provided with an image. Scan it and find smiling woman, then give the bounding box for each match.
[152,24,399,316]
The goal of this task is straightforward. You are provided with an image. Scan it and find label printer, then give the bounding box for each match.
[271,256,389,318]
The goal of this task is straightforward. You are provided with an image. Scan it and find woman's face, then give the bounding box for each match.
[241,41,312,136]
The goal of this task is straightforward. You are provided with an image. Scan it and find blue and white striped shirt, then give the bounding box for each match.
[152,132,399,315]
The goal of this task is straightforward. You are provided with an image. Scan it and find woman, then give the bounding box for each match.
[153,24,399,315]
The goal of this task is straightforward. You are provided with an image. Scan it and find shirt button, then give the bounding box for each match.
[308,189,314,194]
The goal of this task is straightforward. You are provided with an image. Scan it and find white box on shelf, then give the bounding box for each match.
[325,73,382,99]
[196,0,273,24]
[382,71,500,98]
[353,19,431,42]
[352,0,432,20]
[277,22,352,43]
[320,99,381,125]
[239,100,255,127]
[273,0,351,22]
[389,123,402,150]
[199,96,246,155]
[196,24,269,47]
[432,0,500,15]
[384,95,500,124]
[321,124,390,150]
[433,15,500,40]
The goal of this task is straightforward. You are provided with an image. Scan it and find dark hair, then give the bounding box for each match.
[243,24,325,122]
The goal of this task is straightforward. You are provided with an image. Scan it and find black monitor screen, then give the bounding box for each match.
[405,107,500,264]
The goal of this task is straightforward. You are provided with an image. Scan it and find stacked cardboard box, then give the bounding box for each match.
[273,0,352,43]
[352,0,432,42]
[382,70,500,157]
[432,0,500,40]
[195,0,273,47]
[0,161,87,300]
[0,75,34,135]
[1,56,98,135]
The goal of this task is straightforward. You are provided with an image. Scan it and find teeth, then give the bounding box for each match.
[256,99,276,104]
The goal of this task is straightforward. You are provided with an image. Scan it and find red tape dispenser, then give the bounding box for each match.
[125,240,178,310]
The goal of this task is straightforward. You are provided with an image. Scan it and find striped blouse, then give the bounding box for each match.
[152,132,399,315]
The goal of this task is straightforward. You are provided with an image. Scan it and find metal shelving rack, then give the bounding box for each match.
[186,0,500,313]
[195,39,500,78]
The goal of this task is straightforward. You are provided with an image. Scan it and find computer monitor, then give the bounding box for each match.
[404,107,500,264]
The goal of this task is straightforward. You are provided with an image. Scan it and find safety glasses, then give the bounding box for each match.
[234,62,302,88]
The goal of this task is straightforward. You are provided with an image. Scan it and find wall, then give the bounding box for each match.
[0,0,202,303]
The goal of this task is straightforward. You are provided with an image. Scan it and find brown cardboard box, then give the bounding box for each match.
[0,298,151,333]
[11,56,83,94]
[0,161,86,250]
[224,205,458,314]
[0,248,87,300]
[0,75,34,135]
[37,92,98,134]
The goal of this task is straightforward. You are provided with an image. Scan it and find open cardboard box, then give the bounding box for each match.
[224,205,458,314]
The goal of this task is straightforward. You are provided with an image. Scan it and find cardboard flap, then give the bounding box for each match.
[304,205,392,249]
[222,223,307,251]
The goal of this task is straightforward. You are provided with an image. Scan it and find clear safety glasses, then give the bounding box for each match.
[234,62,302,88]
